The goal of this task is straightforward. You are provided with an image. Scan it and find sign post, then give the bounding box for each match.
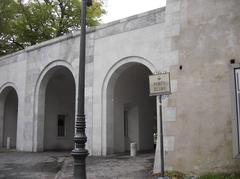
[149,72,171,178]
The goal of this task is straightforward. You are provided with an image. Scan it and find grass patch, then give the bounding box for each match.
[198,172,240,179]
[165,170,186,179]
[152,169,240,179]
[152,170,186,178]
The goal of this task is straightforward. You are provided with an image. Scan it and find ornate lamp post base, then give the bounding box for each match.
[72,150,88,178]
[72,114,89,178]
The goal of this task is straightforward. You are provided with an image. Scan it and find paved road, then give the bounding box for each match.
[0,150,157,179]
[0,150,68,179]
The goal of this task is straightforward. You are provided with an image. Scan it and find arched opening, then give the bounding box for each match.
[106,63,156,154]
[0,86,18,149]
[36,66,75,151]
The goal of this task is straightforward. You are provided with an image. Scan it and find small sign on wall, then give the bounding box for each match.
[149,72,171,96]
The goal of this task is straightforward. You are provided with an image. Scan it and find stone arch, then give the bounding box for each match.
[33,60,76,151]
[0,82,19,149]
[101,56,156,155]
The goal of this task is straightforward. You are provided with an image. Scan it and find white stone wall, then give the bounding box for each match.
[154,0,180,173]
[0,54,28,150]
[0,8,166,154]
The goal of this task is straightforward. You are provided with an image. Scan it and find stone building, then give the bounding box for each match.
[0,0,240,174]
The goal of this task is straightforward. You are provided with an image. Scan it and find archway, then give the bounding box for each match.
[106,62,156,154]
[0,85,18,149]
[35,64,76,151]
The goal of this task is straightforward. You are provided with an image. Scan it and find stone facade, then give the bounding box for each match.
[0,0,240,174]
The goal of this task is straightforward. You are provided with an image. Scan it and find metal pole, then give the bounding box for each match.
[159,95,165,177]
[72,0,91,178]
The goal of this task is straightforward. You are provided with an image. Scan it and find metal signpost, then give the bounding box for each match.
[149,72,171,178]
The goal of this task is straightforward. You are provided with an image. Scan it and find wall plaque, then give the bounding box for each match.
[149,73,171,96]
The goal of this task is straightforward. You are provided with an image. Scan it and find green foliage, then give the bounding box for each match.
[165,170,186,179]
[198,172,240,179]
[153,171,186,179]
[0,0,105,56]
[154,171,240,179]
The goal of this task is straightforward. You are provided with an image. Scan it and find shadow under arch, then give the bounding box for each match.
[101,56,156,155]
[0,83,19,149]
[33,60,76,152]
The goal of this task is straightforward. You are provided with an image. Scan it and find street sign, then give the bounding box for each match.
[149,72,171,177]
[149,73,171,96]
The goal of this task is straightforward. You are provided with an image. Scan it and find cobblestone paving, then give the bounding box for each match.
[58,152,157,179]
[0,150,156,179]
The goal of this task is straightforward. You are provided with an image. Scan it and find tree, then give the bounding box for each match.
[0,0,105,56]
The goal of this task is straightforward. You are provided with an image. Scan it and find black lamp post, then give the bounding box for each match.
[72,0,92,178]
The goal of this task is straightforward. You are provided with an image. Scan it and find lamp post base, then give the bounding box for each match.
[72,149,89,179]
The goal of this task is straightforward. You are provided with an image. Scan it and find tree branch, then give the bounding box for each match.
[56,0,66,36]
[11,38,25,49]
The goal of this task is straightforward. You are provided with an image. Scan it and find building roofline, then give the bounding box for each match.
[0,7,165,61]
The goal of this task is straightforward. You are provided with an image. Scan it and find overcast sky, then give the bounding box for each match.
[101,0,166,23]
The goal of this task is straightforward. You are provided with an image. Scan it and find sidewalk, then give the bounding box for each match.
[0,150,157,179]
